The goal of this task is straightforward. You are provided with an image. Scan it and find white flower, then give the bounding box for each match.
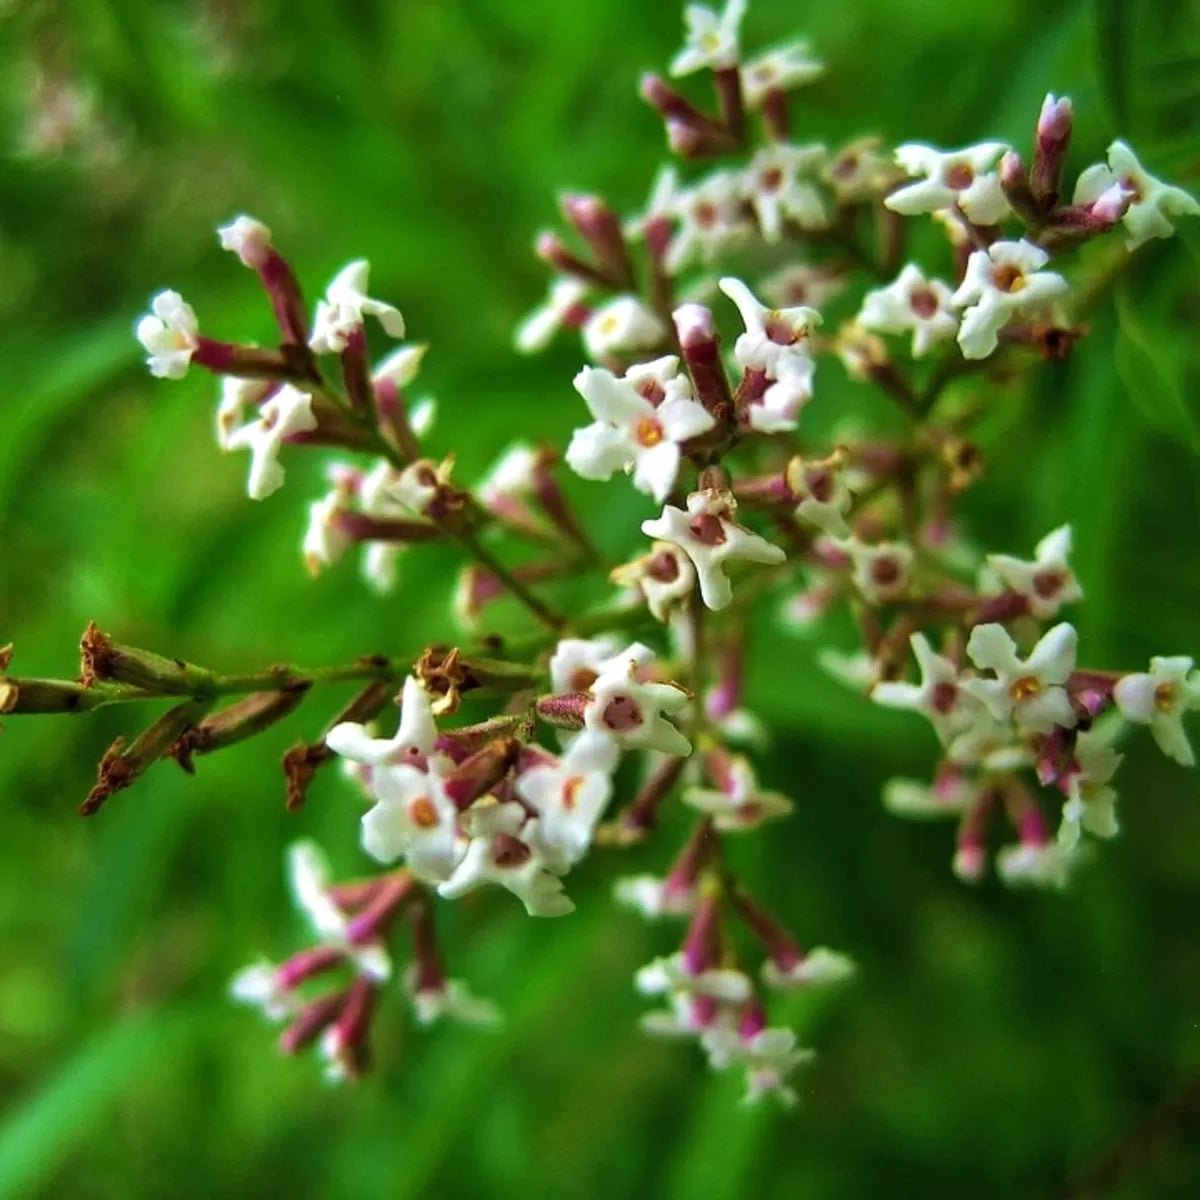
[136,290,199,380]
[583,654,691,756]
[670,0,747,76]
[785,452,853,537]
[404,966,501,1027]
[740,42,824,108]
[1113,655,1200,766]
[515,732,619,864]
[438,801,574,917]
[718,276,821,379]
[614,873,696,919]
[684,756,792,831]
[611,542,698,623]
[882,773,974,819]
[224,384,318,500]
[859,264,958,357]
[216,377,270,451]
[1074,140,1200,251]
[761,947,856,992]
[666,170,751,274]
[636,952,753,1005]
[962,622,1078,734]
[548,636,649,694]
[986,525,1082,620]
[288,841,391,979]
[229,959,300,1022]
[701,1026,814,1107]
[516,276,589,354]
[759,262,846,310]
[642,488,786,611]
[951,240,1069,360]
[327,675,438,765]
[823,137,896,202]
[362,542,404,595]
[742,143,828,241]
[362,765,463,882]
[582,295,665,362]
[872,633,980,743]
[566,359,714,502]
[309,260,405,354]
[1058,730,1122,849]
[749,362,815,434]
[885,141,1011,225]
[996,840,1077,890]
[217,214,272,269]
[303,489,353,577]
[845,538,914,606]
[372,343,429,389]
[478,443,539,507]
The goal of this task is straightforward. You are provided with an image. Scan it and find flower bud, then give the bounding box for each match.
[1031,93,1073,210]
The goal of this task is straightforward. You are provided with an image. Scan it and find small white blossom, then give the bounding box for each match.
[404,966,502,1027]
[229,959,300,1022]
[986,525,1082,620]
[548,636,648,694]
[567,359,714,501]
[636,952,753,1006]
[684,756,792,831]
[288,841,391,979]
[742,143,829,241]
[844,538,914,606]
[760,262,846,311]
[583,654,691,756]
[718,276,821,379]
[438,801,574,917]
[951,240,1069,360]
[886,141,1011,225]
[1058,730,1122,848]
[1113,655,1200,766]
[516,277,589,354]
[372,342,429,389]
[701,1026,815,1107]
[762,947,856,992]
[872,633,980,743]
[785,452,853,537]
[515,732,619,864]
[642,488,787,611]
[996,840,1077,890]
[666,170,752,274]
[670,0,747,76]
[611,542,698,623]
[963,622,1078,734]
[1074,140,1200,251]
[309,259,405,354]
[216,377,270,451]
[614,873,697,920]
[823,137,896,202]
[303,488,353,577]
[882,773,974,820]
[224,384,318,500]
[478,442,539,507]
[740,42,824,108]
[327,675,438,766]
[582,295,666,362]
[217,214,272,269]
[136,290,199,380]
[859,264,958,357]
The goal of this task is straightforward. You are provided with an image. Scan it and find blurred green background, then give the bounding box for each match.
[1,0,1199,1196]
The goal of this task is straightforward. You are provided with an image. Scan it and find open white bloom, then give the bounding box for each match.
[718,276,821,379]
[404,966,501,1027]
[872,633,980,743]
[883,772,975,819]
[327,675,438,767]
[642,488,786,611]
[740,41,824,107]
[478,442,539,507]
[951,240,1069,360]
[785,453,854,537]
[567,359,714,502]
[684,756,792,831]
[216,377,270,451]
[844,538,913,606]
[946,712,1035,773]
[373,342,429,389]
[858,264,958,357]
[549,636,650,694]
[762,947,856,992]
[515,732,619,864]
[217,214,272,269]
[636,952,753,1006]
[1113,655,1200,766]
[670,0,747,76]
[229,959,301,1022]
[303,487,354,577]
[612,542,698,623]
[583,654,691,756]
[288,841,391,979]
[702,1026,815,1107]
[516,276,589,353]
[760,262,846,311]
[1074,140,1200,251]
[582,295,665,362]
[886,141,1010,225]
[742,143,828,241]
[986,525,1082,620]
[225,384,318,500]
[136,290,199,379]
[438,802,574,917]
[963,623,1078,733]
[309,259,405,354]
[666,170,751,273]
[996,840,1077,890]
[824,136,896,202]
[752,362,816,434]
[614,873,697,920]
[1058,730,1122,849]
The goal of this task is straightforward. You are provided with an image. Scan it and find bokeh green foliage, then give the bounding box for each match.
[0,0,1198,1196]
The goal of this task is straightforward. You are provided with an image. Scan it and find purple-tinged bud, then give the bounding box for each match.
[279,991,345,1056]
[660,819,715,905]
[170,684,310,772]
[560,193,635,288]
[441,738,519,809]
[535,690,588,730]
[1031,93,1073,211]
[1088,181,1133,226]
[639,72,705,123]
[731,889,804,973]
[998,150,1042,225]
[953,787,998,883]
[740,1001,768,1041]
[711,66,745,144]
[673,303,735,421]
[681,889,722,976]
[1035,726,1076,788]
[276,945,344,991]
[346,872,417,945]
[534,231,611,287]
[320,977,377,1081]
[340,326,373,414]
[617,754,687,840]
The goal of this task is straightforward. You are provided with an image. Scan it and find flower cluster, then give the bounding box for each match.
[6,0,1194,1107]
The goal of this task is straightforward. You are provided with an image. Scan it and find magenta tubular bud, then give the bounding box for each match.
[666,118,737,160]
[277,944,344,990]
[409,900,445,994]
[373,376,422,462]
[731,890,804,973]
[529,449,596,556]
[324,976,377,1080]
[1031,94,1073,210]
[258,248,311,347]
[955,787,998,879]
[740,1000,768,1041]
[681,891,722,976]
[191,339,297,381]
[535,691,588,730]
[711,66,745,144]
[619,754,687,838]
[702,746,738,793]
[346,871,417,945]
[674,303,734,420]
[279,991,345,1055]
[534,231,611,287]
[974,589,1031,625]
[333,511,442,545]
[442,738,519,808]
[560,193,636,288]
[705,636,744,722]
[761,88,790,143]
[639,72,708,124]
[340,326,373,414]
[998,150,1042,224]
[662,820,715,905]
[1035,726,1075,788]
[691,992,720,1029]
